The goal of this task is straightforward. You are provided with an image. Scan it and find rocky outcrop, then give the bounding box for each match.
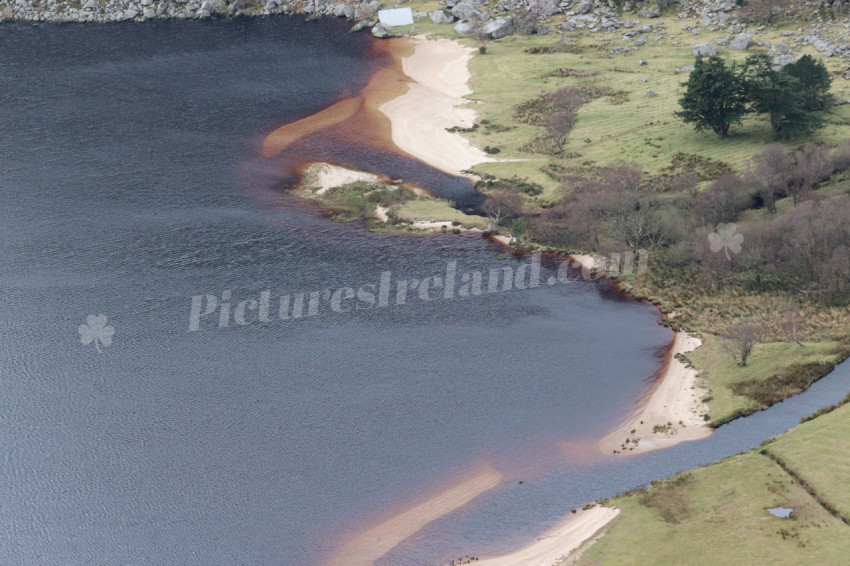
[3,0,850,68]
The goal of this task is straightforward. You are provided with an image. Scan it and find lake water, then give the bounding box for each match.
[1,16,848,566]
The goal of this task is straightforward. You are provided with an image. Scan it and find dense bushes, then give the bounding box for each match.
[519,141,850,302]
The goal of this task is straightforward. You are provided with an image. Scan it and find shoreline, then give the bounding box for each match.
[473,506,620,566]
[326,36,714,565]
[599,332,713,455]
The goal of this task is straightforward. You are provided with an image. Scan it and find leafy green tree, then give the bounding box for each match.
[744,54,824,140]
[781,54,832,111]
[676,56,749,139]
[510,218,527,243]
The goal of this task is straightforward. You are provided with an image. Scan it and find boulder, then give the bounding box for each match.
[454,21,474,34]
[675,64,695,73]
[483,16,514,39]
[350,18,375,32]
[774,43,791,54]
[634,36,647,46]
[451,1,486,22]
[333,4,355,18]
[638,3,660,18]
[430,9,454,24]
[575,0,593,14]
[371,23,393,38]
[200,0,226,15]
[728,33,752,50]
[692,43,717,57]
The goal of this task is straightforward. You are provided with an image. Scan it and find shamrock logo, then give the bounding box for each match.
[78,314,115,353]
[708,222,744,260]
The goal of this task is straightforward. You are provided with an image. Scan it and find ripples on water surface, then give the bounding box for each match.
[1,16,849,566]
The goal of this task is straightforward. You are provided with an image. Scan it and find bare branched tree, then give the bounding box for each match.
[482,189,522,232]
[781,301,805,346]
[720,318,763,367]
[543,110,577,150]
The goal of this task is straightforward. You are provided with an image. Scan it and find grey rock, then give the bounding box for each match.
[634,36,647,46]
[675,64,695,73]
[692,42,717,57]
[729,33,753,50]
[610,45,630,54]
[350,18,375,32]
[484,16,514,39]
[454,21,474,34]
[200,0,226,15]
[118,7,138,19]
[775,43,791,54]
[430,9,454,24]
[535,26,550,35]
[814,39,830,52]
[354,1,379,19]
[646,90,657,96]
[638,3,660,18]
[371,23,393,38]
[639,59,648,65]
[575,0,592,14]
[773,53,794,67]
[451,1,486,22]
[334,4,354,18]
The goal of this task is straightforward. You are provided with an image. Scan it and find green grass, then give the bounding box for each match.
[764,402,850,520]
[688,338,843,425]
[435,12,850,201]
[571,450,850,566]
[395,198,489,228]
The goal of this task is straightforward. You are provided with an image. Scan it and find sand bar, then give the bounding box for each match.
[327,466,503,566]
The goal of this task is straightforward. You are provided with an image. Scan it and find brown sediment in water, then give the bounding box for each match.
[327,465,503,566]
[261,37,417,175]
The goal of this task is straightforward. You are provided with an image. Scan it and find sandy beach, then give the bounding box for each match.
[599,332,713,455]
[379,36,492,177]
[299,162,381,194]
[474,506,620,566]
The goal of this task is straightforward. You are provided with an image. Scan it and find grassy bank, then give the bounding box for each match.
[566,402,850,565]
[688,338,849,426]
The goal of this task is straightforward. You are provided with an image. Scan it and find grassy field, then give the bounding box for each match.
[569,450,850,565]
[688,338,845,425]
[429,12,850,201]
[764,402,850,520]
[394,198,490,228]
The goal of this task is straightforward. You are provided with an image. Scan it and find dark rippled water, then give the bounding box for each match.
[1,16,849,566]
